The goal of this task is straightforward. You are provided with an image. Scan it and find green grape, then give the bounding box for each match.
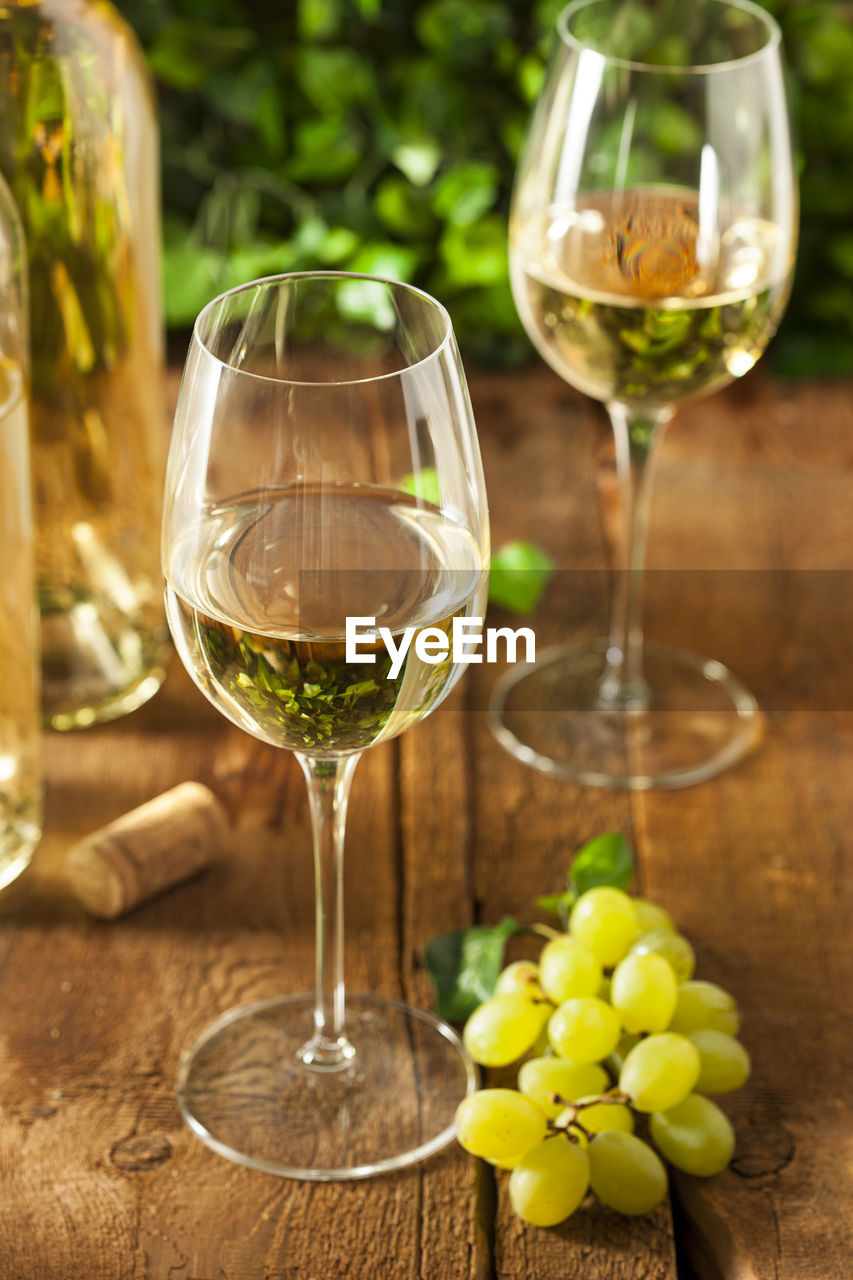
[632,897,676,934]
[496,960,542,998]
[630,928,696,982]
[569,887,640,967]
[549,997,621,1064]
[669,981,740,1036]
[588,1131,668,1215]
[509,1135,590,1227]
[463,993,552,1067]
[455,1088,548,1163]
[518,1056,609,1120]
[539,935,602,1003]
[611,952,677,1034]
[557,1095,635,1146]
[619,1032,701,1112]
[650,1092,735,1176]
[688,1030,751,1094]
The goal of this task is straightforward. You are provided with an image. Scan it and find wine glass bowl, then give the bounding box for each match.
[491,0,797,789]
[162,272,489,1177]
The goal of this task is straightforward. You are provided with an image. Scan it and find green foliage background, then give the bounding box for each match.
[115,0,853,373]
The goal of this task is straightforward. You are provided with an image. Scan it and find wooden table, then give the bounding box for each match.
[1,368,851,1279]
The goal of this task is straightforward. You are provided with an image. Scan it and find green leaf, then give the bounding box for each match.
[570,833,634,898]
[536,891,575,928]
[488,541,553,615]
[828,234,853,281]
[517,54,546,104]
[424,916,519,1022]
[349,242,420,282]
[219,240,299,293]
[440,214,508,287]
[290,217,362,268]
[431,162,499,227]
[374,175,436,236]
[204,58,279,129]
[287,119,363,183]
[416,0,512,66]
[295,47,375,113]
[336,277,399,331]
[298,0,342,41]
[646,100,700,159]
[162,232,225,327]
[392,140,442,187]
[147,21,254,91]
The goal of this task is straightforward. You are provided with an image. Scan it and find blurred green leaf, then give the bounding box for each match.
[116,0,853,374]
[374,175,436,235]
[204,58,279,129]
[162,224,225,326]
[147,21,253,90]
[348,242,420,281]
[416,0,512,65]
[641,101,703,157]
[392,140,442,187]
[441,214,508,287]
[286,118,364,183]
[518,54,546,104]
[298,0,342,41]
[823,234,853,281]
[336,277,396,330]
[431,162,500,227]
[293,216,360,265]
[798,15,853,85]
[295,47,375,113]
[570,832,635,897]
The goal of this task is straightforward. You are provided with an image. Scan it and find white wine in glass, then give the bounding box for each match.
[491,0,797,789]
[162,273,489,1179]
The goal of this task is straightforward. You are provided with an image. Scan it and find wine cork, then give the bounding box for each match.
[67,782,227,919]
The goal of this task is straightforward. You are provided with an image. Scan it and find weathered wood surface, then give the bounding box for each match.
[0,367,850,1279]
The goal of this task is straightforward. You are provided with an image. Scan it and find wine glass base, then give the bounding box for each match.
[176,992,477,1180]
[489,640,762,790]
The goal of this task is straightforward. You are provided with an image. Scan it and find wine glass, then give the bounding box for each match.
[162,272,489,1179]
[490,0,797,789]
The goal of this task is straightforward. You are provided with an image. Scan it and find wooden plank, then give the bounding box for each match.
[0,661,431,1280]
[462,368,679,1279]
[637,712,853,1280]
[633,375,853,1278]
[398,691,494,1280]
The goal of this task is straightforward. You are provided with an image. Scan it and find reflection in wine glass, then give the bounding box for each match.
[491,0,797,789]
[162,272,489,1178]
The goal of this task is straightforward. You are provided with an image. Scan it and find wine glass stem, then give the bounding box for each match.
[598,404,672,711]
[295,751,361,1070]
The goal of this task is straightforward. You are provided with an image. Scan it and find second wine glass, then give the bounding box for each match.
[162,272,489,1179]
[491,0,797,789]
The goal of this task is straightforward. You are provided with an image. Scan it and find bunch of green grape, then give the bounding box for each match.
[454,887,750,1227]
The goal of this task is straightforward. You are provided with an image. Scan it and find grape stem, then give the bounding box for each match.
[550,1090,632,1112]
[525,923,562,941]
[548,1089,635,1142]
